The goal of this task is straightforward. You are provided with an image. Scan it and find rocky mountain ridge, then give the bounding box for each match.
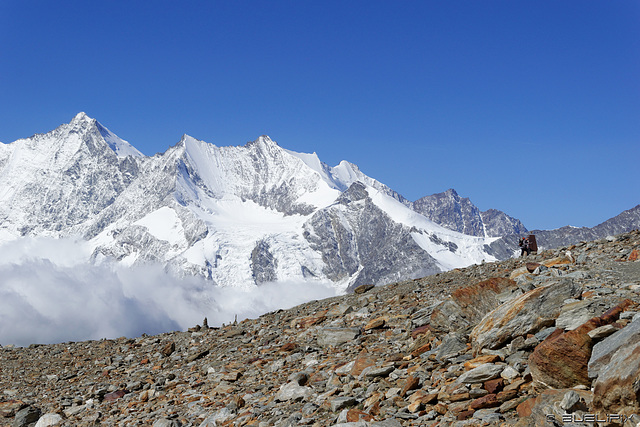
[2,230,639,427]
[0,114,513,291]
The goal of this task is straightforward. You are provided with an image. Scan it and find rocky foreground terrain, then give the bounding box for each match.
[2,231,640,427]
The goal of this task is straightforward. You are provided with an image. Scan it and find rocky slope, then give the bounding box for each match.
[2,230,639,427]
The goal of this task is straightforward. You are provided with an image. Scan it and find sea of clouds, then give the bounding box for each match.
[0,237,338,347]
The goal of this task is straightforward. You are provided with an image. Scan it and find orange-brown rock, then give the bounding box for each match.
[456,410,474,420]
[410,342,431,358]
[529,300,633,389]
[350,354,377,376]
[469,394,499,410]
[364,317,386,331]
[496,389,518,402]
[463,354,501,370]
[516,397,536,418]
[346,409,373,422]
[161,341,175,357]
[278,342,298,353]
[483,378,504,394]
[291,311,327,329]
[629,249,639,261]
[525,262,541,273]
[400,375,420,397]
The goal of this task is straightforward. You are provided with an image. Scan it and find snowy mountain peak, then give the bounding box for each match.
[71,111,91,124]
[95,121,143,158]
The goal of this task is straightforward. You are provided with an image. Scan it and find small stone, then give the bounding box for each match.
[162,341,175,357]
[470,394,499,410]
[0,400,26,418]
[353,284,375,294]
[152,418,181,427]
[500,365,520,380]
[275,382,312,402]
[587,324,618,340]
[103,390,128,402]
[34,413,63,427]
[317,328,360,347]
[363,365,394,378]
[364,317,386,331]
[13,406,41,427]
[483,378,503,394]
[187,349,209,362]
[330,397,357,412]
[456,363,504,384]
[400,375,420,397]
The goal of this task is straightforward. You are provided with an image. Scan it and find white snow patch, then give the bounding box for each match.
[134,206,185,246]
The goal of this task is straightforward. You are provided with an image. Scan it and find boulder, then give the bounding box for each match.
[518,389,592,426]
[529,300,632,389]
[555,297,625,331]
[275,382,313,402]
[592,340,640,416]
[470,278,581,353]
[589,317,640,379]
[456,363,504,384]
[430,277,520,333]
[317,328,360,347]
[34,413,63,427]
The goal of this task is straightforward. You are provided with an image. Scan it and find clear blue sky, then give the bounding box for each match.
[1,1,638,230]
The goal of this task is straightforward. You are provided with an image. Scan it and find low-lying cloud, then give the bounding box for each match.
[0,237,339,347]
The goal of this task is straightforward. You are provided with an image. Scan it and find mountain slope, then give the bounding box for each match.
[412,188,528,238]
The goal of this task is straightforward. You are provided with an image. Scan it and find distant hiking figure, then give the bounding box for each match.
[519,236,531,256]
[518,234,538,257]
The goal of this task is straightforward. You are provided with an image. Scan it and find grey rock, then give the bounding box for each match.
[435,332,468,361]
[153,419,182,427]
[456,363,504,384]
[199,408,234,426]
[589,318,640,379]
[370,420,403,427]
[330,397,357,412]
[559,390,582,412]
[317,328,361,347]
[587,324,618,340]
[275,382,313,402]
[34,413,63,427]
[555,297,624,331]
[13,406,41,427]
[363,365,394,378]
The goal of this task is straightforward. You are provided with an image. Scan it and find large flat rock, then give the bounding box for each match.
[470,278,582,352]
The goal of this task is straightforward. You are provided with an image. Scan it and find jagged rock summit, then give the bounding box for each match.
[1,230,639,426]
[0,113,508,291]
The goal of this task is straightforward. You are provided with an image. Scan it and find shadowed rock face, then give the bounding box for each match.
[304,182,442,291]
[250,239,278,285]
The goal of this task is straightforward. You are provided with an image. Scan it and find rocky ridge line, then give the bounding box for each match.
[1,231,640,426]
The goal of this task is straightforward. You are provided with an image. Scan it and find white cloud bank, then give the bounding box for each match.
[0,237,339,347]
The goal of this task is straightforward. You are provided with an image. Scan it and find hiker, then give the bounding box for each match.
[519,237,531,257]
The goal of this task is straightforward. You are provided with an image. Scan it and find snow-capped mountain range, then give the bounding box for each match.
[0,114,539,291]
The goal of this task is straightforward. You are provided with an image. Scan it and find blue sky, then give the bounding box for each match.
[1,1,638,230]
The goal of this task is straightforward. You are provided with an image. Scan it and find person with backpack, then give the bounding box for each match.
[519,236,530,256]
